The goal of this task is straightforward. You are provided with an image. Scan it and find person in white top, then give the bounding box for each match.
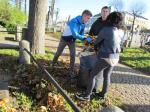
[51,10,92,77]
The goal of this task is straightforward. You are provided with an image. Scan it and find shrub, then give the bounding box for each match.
[0,0,26,29]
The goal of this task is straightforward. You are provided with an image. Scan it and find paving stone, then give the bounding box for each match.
[0,82,9,99]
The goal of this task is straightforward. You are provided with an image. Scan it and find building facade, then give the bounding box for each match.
[122,11,149,31]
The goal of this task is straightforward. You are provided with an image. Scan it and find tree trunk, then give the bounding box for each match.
[23,0,28,26]
[25,0,27,14]
[15,0,19,8]
[55,8,59,25]
[129,14,136,47]
[131,15,136,37]
[15,0,21,10]
[47,6,51,28]
[27,0,48,54]
[50,0,55,26]
[19,0,22,10]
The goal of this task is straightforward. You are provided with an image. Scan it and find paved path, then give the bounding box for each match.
[112,64,150,112]
[0,69,10,99]
[0,40,19,49]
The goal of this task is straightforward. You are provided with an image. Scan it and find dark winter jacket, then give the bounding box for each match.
[94,26,124,59]
[89,17,106,36]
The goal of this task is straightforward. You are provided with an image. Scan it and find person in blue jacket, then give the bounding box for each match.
[51,10,92,77]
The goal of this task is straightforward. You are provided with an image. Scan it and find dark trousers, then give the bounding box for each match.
[52,37,76,74]
[85,58,114,96]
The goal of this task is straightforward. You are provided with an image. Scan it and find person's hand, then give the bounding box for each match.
[94,45,98,52]
[86,37,93,43]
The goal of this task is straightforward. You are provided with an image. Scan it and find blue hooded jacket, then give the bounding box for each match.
[62,16,85,41]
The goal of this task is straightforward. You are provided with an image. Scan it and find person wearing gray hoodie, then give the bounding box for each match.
[76,11,126,101]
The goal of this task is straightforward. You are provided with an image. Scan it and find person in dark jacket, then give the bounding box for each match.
[89,6,110,93]
[76,11,125,101]
[51,10,92,77]
[89,6,110,36]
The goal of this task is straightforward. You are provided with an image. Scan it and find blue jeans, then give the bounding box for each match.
[85,58,114,96]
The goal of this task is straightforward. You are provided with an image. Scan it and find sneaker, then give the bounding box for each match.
[69,71,76,79]
[95,92,105,99]
[75,93,90,101]
[50,61,55,67]
[92,89,97,96]
[50,61,59,67]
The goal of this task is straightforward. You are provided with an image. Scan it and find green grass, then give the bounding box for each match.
[0,48,123,112]
[33,48,54,60]
[76,39,84,47]
[63,91,122,112]
[2,48,149,111]
[46,32,61,39]
[0,48,54,60]
[0,32,15,38]
[120,48,150,74]
[12,92,33,109]
[0,49,19,56]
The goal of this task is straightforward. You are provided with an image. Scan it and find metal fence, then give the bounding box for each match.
[23,48,80,112]
[0,27,23,41]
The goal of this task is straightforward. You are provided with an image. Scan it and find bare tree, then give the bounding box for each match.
[24,0,27,15]
[50,0,55,25]
[14,0,22,10]
[27,0,48,54]
[54,8,59,25]
[15,0,19,5]
[129,1,146,46]
[13,0,27,12]
[47,0,55,27]
[19,0,22,10]
[109,0,124,11]
[47,6,51,27]
[67,15,71,23]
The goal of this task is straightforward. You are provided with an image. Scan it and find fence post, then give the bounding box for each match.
[15,26,22,41]
[22,27,28,40]
[19,40,30,64]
